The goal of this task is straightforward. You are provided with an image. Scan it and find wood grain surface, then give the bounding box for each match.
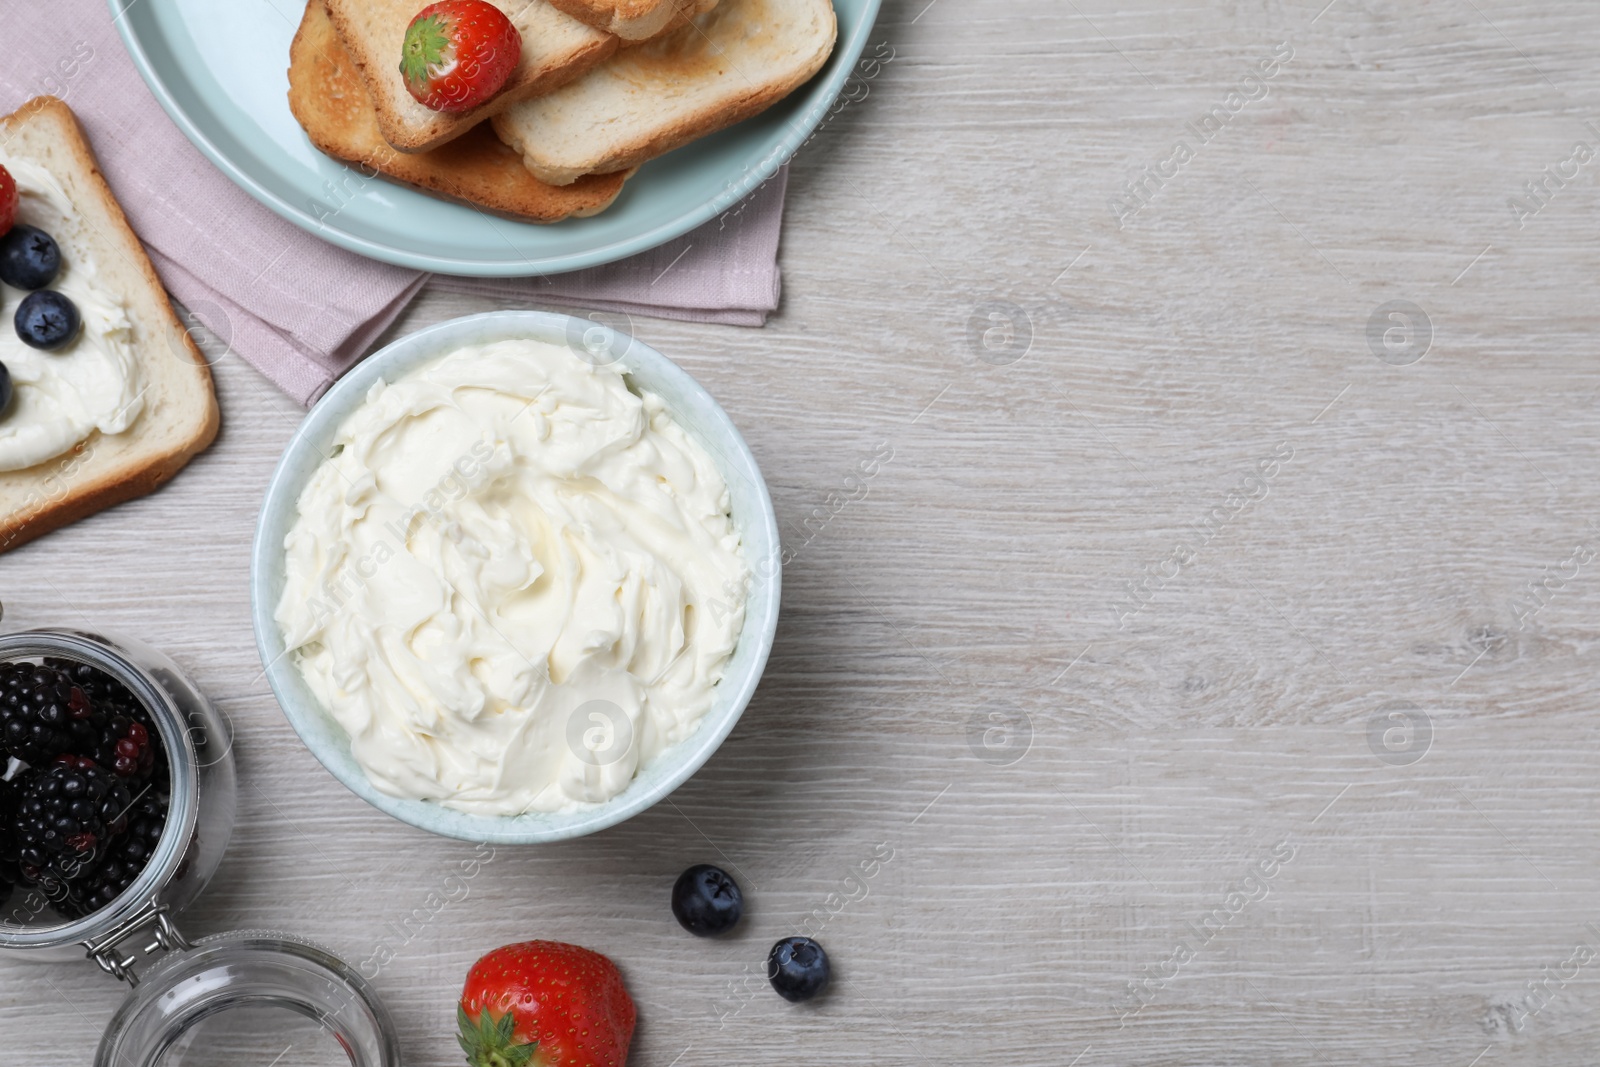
[6,0,1600,1064]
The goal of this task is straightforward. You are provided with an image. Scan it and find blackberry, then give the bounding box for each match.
[46,660,162,782]
[56,787,168,919]
[83,715,157,783]
[15,758,131,883]
[0,663,95,765]
[0,774,21,911]
[46,659,146,722]
[0,765,33,848]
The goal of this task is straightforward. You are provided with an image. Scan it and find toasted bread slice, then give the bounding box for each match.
[492,0,838,186]
[0,98,218,556]
[548,0,711,41]
[636,0,723,37]
[323,0,619,154]
[289,1,628,222]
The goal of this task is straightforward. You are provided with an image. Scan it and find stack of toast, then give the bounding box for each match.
[288,0,839,223]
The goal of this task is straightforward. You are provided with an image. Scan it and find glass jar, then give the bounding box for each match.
[0,626,399,1067]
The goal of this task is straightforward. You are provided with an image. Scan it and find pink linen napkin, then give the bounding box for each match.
[439,168,786,331]
[2,0,787,406]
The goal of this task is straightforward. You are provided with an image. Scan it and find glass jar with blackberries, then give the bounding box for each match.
[0,625,398,1067]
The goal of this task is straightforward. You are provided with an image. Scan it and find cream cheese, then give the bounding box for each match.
[0,156,142,472]
[276,338,749,815]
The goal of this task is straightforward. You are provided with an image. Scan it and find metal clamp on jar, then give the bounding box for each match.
[0,623,400,1067]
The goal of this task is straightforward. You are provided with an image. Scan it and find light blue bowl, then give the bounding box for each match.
[249,312,780,843]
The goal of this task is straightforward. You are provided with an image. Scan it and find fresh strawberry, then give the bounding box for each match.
[0,165,16,238]
[458,941,636,1067]
[399,0,522,113]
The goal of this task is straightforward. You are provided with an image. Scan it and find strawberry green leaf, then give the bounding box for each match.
[458,1006,537,1067]
[400,14,454,88]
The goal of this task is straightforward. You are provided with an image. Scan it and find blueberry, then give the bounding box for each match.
[0,363,10,419]
[0,225,61,290]
[15,291,80,351]
[767,936,830,1002]
[672,864,743,937]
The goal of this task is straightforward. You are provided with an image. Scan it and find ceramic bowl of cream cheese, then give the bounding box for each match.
[249,311,780,843]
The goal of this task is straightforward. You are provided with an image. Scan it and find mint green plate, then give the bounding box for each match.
[111,0,880,276]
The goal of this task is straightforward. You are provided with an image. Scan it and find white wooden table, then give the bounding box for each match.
[7,1,1600,1063]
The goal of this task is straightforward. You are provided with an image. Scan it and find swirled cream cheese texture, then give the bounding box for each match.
[276,339,749,815]
[0,156,142,472]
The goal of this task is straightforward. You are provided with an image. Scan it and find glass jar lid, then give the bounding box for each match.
[95,928,400,1067]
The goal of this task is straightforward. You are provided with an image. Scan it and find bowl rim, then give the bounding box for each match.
[248,311,781,843]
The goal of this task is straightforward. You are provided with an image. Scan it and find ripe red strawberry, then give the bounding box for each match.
[399,0,522,113]
[458,941,636,1067]
[0,165,17,237]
